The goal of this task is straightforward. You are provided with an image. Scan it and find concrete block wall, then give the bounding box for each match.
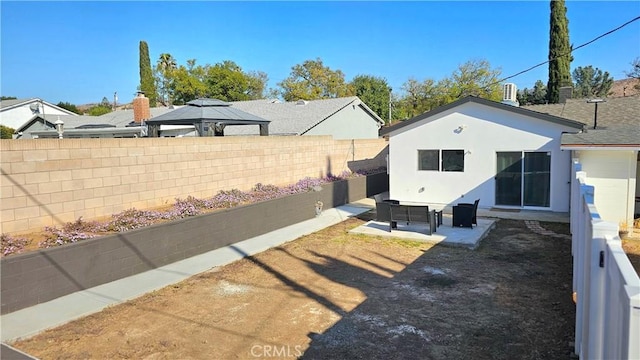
[1,173,389,314]
[0,137,387,235]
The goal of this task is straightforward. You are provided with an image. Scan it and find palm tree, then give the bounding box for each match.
[156,53,177,106]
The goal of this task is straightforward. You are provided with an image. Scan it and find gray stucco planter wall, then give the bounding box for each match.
[1,172,388,314]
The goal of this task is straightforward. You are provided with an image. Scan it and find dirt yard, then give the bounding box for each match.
[11,215,578,359]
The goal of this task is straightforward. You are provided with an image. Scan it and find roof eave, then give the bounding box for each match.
[561,144,640,151]
[380,96,585,137]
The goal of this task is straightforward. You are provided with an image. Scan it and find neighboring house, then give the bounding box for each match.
[15,107,189,139]
[15,96,384,140]
[524,95,640,224]
[379,96,585,213]
[0,98,78,131]
[226,96,385,139]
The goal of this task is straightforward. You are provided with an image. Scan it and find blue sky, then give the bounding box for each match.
[1,1,639,105]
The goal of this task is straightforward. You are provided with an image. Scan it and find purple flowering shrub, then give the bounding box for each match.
[39,217,107,248]
[105,208,171,232]
[1,234,30,257]
[2,168,386,253]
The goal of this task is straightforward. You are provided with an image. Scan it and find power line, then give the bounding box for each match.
[496,15,640,85]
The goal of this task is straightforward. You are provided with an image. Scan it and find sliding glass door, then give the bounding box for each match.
[495,152,551,208]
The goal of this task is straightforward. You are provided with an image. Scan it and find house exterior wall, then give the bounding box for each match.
[388,102,577,211]
[0,136,387,234]
[304,104,381,139]
[573,150,638,224]
[0,102,73,130]
[16,119,52,138]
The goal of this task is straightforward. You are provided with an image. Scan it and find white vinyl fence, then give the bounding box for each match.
[571,161,640,360]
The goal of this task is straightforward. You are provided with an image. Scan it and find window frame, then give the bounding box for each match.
[442,149,465,172]
[417,149,465,172]
[417,149,440,171]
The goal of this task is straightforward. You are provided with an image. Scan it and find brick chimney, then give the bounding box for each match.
[133,92,151,123]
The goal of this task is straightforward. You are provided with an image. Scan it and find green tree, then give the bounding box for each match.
[572,66,614,98]
[100,96,111,108]
[56,101,82,114]
[624,57,640,91]
[1,96,17,100]
[350,75,390,123]
[400,77,439,118]
[1,125,15,139]
[394,58,502,119]
[155,53,177,106]
[518,80,548,105]
[139,40,157,107]
[547,0,572,103]
[87,105,111,116]
[169,62,207,104]
[204,61,267,101]
[163,59,266,104]
[448,59,502,101]
[278,58,354,101]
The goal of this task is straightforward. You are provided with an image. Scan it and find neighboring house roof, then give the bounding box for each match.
[380,96,585,137]
[0,98,78,115]
[521,95,640,129]
[227,96,384,136]
[16,107,175,133]
[0,99,27,109]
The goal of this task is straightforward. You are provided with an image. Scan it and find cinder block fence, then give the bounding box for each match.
[1,136,387,235]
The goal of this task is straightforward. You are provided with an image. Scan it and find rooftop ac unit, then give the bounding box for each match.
[503,83,517,102]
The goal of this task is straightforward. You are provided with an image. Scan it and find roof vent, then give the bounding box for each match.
[501,83,519,107]
[296,100,308,106]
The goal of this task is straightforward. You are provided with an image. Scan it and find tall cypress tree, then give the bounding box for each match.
[139,40,157,107]
[547,0,572,103]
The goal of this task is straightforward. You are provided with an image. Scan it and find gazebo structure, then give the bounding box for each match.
[146,98,270,137]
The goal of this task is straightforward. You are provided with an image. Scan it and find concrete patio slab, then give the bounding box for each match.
[349,214,495,249]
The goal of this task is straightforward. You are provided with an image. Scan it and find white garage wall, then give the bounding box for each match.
[576,150,638,224]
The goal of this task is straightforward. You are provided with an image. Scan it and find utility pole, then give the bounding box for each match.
[113,92,118,111]
[388,87,392,125]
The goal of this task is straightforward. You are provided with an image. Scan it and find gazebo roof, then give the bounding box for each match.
[146,98,269,126]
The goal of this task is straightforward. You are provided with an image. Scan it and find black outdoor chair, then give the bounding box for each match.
[389,204,436,235]
[452,199,479,228]
[374,194,399,229]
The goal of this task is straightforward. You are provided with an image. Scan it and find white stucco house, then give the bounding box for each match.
[0,98,78,132]
[379,96,586,213]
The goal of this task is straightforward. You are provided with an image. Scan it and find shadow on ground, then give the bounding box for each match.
[297,218,575,360]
